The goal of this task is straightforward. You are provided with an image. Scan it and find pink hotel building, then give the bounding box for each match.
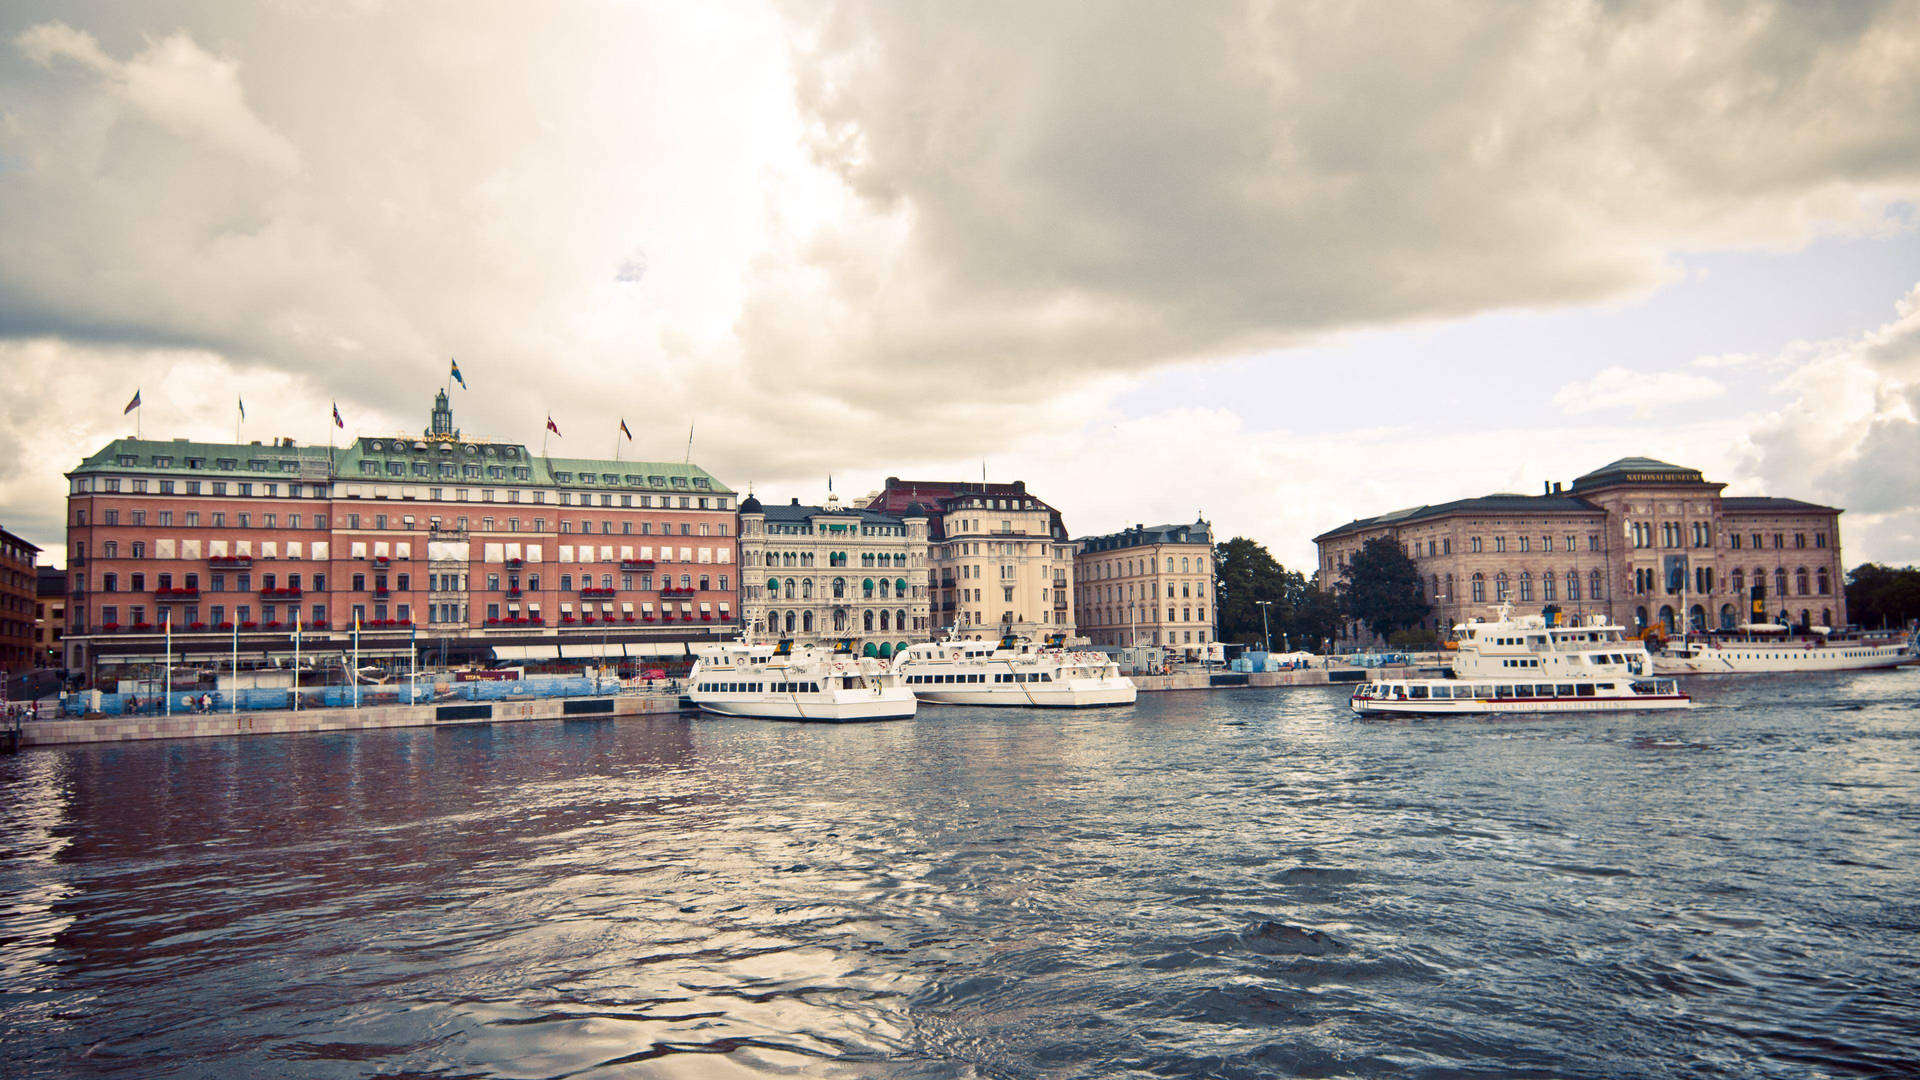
[62,392,739,675]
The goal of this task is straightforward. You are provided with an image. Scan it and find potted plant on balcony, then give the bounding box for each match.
[103,622,122,632]
[190,621,207,630]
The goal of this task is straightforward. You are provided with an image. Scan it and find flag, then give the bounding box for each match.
[124,389,141,414]
[332,402,344,428]
[546,416,561,436]
[237,396,245,420]
[450,358,466,388]
[619,419,632,441]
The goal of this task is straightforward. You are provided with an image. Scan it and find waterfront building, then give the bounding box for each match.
[0,526,39,676]
[736,492,932,653]
[1073,521,1215,652]
[62,391,739,679]
[35,566,66,669]
[1313,457,1848,641]
[863,478,1076,640]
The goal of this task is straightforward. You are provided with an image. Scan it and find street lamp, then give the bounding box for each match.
[1255,599,1273,653]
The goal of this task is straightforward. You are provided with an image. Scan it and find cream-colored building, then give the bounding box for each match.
[1074,521,1215,652]
[736,492,931,653]
[863,479,1076,640]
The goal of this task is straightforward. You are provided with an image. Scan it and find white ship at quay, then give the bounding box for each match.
[688,636,917,722]
[1653,624,1912,675]
[1351,604,1689,717]
[891,632,1137,708]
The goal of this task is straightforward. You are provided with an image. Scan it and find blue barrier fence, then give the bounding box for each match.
[60,676,639,717]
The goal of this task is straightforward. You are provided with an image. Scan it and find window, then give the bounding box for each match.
[1470,573,1485,603]
[1494,537,1505,553]
[1470,537,1482,553]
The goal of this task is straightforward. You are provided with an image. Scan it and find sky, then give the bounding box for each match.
[3,0,1920,574]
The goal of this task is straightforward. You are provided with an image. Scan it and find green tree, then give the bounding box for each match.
[1846,563,1920,628]
[1212,537,1309,648]
[1290,576,1343,653]
[1339,536,1431,641]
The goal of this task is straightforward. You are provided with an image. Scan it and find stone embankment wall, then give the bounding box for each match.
[22,692,680,748]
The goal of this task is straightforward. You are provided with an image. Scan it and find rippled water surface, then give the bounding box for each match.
[4,671,1919,1078]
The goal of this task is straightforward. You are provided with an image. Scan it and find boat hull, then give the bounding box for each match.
[692,690,918,722]
[915,680,1137,708]
[1653,643,1912,675]
[1351,694,1691,716]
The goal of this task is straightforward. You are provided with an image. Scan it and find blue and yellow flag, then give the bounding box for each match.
[450,358,466,388]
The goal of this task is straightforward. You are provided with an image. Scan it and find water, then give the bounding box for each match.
[3,671,1918,1079]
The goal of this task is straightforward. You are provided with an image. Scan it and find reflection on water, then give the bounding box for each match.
[4,670,1919,1078]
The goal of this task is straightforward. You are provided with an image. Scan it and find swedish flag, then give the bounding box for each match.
[450,358,466,388]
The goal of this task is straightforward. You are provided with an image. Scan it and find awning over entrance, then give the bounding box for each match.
[492,644,562,661]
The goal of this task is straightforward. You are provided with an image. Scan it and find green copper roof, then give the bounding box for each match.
[1570,457,1706,490]
[69,438,332,479]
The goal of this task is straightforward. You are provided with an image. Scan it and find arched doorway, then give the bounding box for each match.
[1635,605,1649,629]
[802,611,814,634]
[1688,605,1705,632]
[1658,605,1676,633]
[1719,604,1736,630]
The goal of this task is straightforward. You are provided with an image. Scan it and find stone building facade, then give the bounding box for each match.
[736,493,931,653]
[63,391,739,678]
[35,566,66,669]
[863,479,1076,640]
[1074,521,1215,652]
[0,525,39,676]
[1314,458,1848,640]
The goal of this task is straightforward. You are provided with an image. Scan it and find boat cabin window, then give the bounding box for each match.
[1556,684,1575,696]
[1409,685,1428,699]
[1494,685,1514,698]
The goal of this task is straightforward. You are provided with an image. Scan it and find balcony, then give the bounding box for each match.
[154,586,200,601]
[579,587,617,598]
[209,556,252,570]
[1054,599,1069,610]
[660,586,696,597]
[505,587,523,598]
[505,558,524,570]
[260,586,303,598]
[373,587,391,597]
[372,556,392,567]
[620,559,655,572]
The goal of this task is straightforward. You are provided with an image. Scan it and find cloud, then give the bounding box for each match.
[1742,281,1920,564]
[4,2,1920,564]
[1552,366,1726,418]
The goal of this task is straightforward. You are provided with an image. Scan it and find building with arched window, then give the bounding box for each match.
[736,492,930,651]
[1314,457,1848,642]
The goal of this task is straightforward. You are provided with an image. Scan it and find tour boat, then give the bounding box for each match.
[891,632,1137,707]
[1652,624,1913,675]
[688,637,917,722]
[1350,604,1689,716]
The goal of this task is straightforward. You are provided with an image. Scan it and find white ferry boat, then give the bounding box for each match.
[688,637,917,722]
[1351,605,1689,716]
[1653,624,1912,675]
[891,633,1137,708]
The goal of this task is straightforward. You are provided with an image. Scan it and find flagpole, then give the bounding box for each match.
[352,615,360,709]
[231,617,239,714]
[164,614,171,718]
[684,419,694,464]
[293,614,301,714]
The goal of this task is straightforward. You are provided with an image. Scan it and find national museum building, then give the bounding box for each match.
[1313,458,1848,638]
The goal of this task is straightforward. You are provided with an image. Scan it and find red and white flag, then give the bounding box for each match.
[546,416,562,436]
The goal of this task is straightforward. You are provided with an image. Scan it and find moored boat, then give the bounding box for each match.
[1351,603,1690,716]
[688,636,917,722]
[1652,623,1912,675]
[892,632,1137,707]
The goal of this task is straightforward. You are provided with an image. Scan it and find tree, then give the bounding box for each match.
[1339,536,1430,642]
[1212,537,1309,648]
[1291,576,1342,652]
[1846,563,1920,629]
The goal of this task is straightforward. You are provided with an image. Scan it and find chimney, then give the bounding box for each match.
[1544,480,1551,495]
